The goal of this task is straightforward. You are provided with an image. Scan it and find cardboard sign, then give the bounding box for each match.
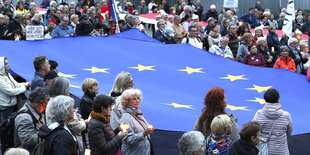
[223,0,238,8]
[26,25,44,40]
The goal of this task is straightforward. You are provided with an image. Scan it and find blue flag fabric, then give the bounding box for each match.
[1,29,310,135]
[108,0,118,21]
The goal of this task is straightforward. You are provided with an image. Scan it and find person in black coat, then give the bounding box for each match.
[6,13,23,36]
[80,78,98,120]
[38,96,79,155]
[88,94,127,155]
[75,14,94,36]
[204,4,218,22]
[154,19,165,42]
[229,122,260,155]
[121,15,136,32]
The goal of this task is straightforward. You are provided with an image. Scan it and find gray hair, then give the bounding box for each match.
[49,77,70,97]
[184,5,191,11]
[70,14,79,21]
[288,37,298,45]
[256,37,266,46]
[220,36,229,42]
[126,15,135,22]
[110,71,132,95]
[29,87,49,103]
[280,45,290,52]
[50,0,57,7]
[46,95,74,122]
[297,15,303,19]
[178,131,205,155]
[31,13,41,22]
[14,13,23,19]
[157,19,165,27]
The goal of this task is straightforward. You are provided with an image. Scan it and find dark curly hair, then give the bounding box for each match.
[197,87,226,136]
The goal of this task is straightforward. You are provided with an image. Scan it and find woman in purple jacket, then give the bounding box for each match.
[252,89,292,155]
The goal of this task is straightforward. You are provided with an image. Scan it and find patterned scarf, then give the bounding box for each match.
[90,111,111,123]
[206,134,231,155]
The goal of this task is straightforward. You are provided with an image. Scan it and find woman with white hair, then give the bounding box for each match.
[178,131,205,155]
[31,13,43,26]
[48,77,87,154]
[256,37,273,67]
[110,71,134,130]
[38,95,79,155]
[119,89,154,155]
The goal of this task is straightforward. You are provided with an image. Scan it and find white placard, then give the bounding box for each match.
[223,0,238,8]
[26,25,44,40]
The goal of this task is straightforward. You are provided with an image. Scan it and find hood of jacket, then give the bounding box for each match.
[38,121,64,138]
[0,57,6,75]
[262,103,283,119]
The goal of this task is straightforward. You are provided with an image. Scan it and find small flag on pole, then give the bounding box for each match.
[108,0,120,33]
[282,0,295,37]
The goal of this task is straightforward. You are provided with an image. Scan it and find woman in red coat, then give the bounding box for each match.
[273,45,296,72]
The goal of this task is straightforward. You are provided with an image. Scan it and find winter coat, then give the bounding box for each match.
[110,97,124,130]
[257,47,273,67]
[228,139,259,155]
[252,103,292,155]
[273,56,296,72]
[204,10,219,22]
[267,32,280,52]
[30,72,45,91]
[193,113,240,143]
[209,44,234,59]
[75,23,94,36]
[14,102,46,154]
[300,21,310,34]
[238,13,258,28]
[288,46,308,74]
[119,107,151,155]
[38,122,79,155]
[243,53,266,67]
[80,91,96,120]
[0,57,28,107]
[236,41,248,62]
[88,118,122,155]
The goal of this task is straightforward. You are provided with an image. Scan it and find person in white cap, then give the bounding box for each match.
[204,4,218,22]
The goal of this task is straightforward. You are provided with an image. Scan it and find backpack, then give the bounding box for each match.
[0,109,37,153]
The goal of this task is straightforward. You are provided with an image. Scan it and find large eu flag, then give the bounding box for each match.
[1,29,309,135]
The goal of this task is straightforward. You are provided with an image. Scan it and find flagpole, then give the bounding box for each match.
[111,0,120,33]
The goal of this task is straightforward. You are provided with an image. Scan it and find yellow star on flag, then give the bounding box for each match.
[219,74,248,82]
[58,72,76,79]
[163,102,194,109]
[247,97,266,104]
[226,104,250,111]
[246,85,272,93]
[178,66,204,74]
[83,66,109,73]
[129,64,155,72]
[70,84,81,88]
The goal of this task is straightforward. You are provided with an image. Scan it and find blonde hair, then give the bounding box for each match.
[121,89,143,109]
[109,71,132,95]
[256,37,266,46]
[241,33,252,42]
[4,148,29,155]
[82,78,98,93]
[210,114,231,135]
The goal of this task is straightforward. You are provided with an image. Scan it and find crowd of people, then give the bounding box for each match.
[0,55,293,155]
[0,0,308,154]
[1,0,310,77]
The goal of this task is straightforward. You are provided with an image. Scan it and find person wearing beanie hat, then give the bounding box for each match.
[88,94,127,155]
